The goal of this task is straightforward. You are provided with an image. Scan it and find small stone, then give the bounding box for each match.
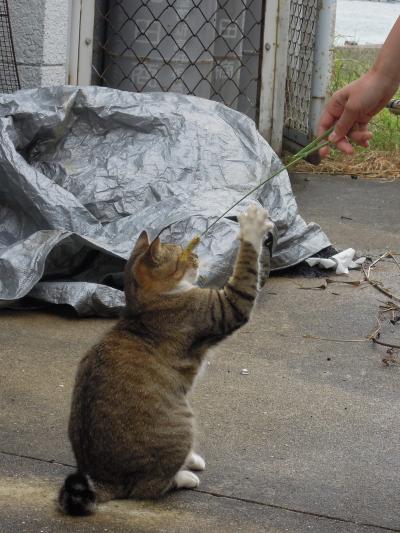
[240,368,249,375]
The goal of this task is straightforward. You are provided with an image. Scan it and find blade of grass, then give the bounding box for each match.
[287,127,334,163]
[200,129,333,237]
[180,128,335,260]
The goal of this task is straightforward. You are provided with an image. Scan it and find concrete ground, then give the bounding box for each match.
[1,174,400,533]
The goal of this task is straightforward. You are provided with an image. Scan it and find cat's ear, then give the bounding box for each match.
[148,237,161,263]
[133,230,150,255]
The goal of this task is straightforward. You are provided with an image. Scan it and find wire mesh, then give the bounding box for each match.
[92,0,265,122]
[284,0,318,136]
[0,0,20,93]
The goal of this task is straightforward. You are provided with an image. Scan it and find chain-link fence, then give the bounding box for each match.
[284,0,318,140]
[0,0,19,93]
[92,0,265,123]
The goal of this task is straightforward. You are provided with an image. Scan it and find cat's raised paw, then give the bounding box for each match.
[239,205,273,253]
[175,470,200,489]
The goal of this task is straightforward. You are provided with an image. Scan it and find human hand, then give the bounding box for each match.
[318,69,399,157]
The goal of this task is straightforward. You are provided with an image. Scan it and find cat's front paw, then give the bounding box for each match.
[239,205,273,254]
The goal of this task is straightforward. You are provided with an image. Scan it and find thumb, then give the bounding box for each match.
[329,104,358,142]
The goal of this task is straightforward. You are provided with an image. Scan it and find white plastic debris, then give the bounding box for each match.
[305,248,366,275]
[240,368,249,375]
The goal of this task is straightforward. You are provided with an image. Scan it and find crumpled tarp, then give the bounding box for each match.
[0,86,330,316]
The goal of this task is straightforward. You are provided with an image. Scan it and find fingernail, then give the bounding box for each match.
[328,132,338,142]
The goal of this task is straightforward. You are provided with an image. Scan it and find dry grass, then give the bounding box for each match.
[292,150,400,179]
[290,45,400,179]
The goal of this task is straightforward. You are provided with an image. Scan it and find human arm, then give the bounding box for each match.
[318,16,400,156]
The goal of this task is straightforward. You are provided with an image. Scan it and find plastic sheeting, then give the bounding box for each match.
[0,86,330,316]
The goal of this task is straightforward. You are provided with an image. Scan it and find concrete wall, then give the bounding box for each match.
[9,0,70,88]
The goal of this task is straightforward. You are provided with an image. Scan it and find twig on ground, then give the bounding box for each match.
[302,334,368,343]
[372,338,400,350]
[362,264,400,302]
[266,331,368,343]
[367,251,389,278]
[364,252,400,354]
[368,314,383,342]
[388,251,400,273]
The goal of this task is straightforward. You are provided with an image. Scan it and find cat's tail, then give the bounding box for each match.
[58,472,97,516]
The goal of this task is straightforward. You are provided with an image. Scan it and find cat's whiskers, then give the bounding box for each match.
[163,280,195,295]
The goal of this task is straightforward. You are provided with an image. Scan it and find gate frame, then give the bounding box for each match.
[258,0,291,155]
[69,0,95,85]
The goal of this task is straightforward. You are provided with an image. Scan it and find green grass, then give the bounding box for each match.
[330,46,400,152]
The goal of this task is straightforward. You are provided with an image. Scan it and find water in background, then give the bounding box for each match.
[335,0,399,45]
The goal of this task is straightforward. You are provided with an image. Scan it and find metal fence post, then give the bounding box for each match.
[259,0,290,154]
[308,0,336,136]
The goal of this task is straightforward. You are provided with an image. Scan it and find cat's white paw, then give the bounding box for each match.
[239,205,273,254]
[174,470,200,489]
[186,452,206,471]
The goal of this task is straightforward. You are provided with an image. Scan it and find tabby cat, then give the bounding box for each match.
[59,205,273,516]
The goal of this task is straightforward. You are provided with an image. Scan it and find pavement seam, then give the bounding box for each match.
[1,450,399,532]
[0,449,74,469]
[195,489,400,532]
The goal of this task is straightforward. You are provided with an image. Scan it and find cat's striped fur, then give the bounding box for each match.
[59,205,273,516]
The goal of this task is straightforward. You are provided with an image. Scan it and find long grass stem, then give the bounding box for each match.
[200,129,334,237]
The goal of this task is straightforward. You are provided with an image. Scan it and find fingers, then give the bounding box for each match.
[349,129,372,147]
[319,144,330,158]
[317,109,338,157]
[317,109,337,138]
[317,90,350,157]
[334,138,355,155]
[319,129,372,157]
[318,94,373,156]
[328,102,359,143]
[332,122,372,152]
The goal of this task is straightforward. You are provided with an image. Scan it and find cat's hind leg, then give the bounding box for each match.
[185,451,206,471]
[128,470,199,498]
[128,477,175,499]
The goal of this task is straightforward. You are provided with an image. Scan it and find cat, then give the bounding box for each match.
[58,205,273,516]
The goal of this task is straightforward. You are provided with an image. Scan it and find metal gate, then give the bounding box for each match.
[76,0,267,125]
[284,0,336,152]
[69,0,336,154]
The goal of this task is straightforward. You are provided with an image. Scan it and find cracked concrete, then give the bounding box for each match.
[1,174,400,532]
